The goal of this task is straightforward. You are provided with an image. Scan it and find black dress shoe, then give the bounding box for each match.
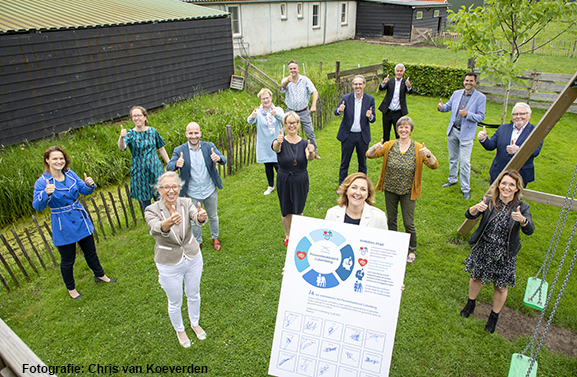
[94,276,117,283]
[442,181,457,188]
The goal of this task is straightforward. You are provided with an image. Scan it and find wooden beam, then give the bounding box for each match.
[458,71,577,235]
[522,189,577,211]
[327,63,383,80]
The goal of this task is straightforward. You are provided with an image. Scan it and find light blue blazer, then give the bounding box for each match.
[439,88,486,141]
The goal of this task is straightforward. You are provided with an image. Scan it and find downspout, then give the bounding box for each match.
[323,1,327,45]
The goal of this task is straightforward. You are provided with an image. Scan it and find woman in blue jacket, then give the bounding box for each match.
[460,170,534,333]
[33,146,115,299]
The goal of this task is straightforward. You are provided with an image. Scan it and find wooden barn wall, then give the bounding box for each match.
[355,3,413,39]
[412,8,446,35]
[0,17,234,147]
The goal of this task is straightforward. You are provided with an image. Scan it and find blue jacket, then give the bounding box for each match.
[166,141,227,197]
[480,122,542,185]
[32,170,95,246]
[439,89,486,141]
[334,92,375,145]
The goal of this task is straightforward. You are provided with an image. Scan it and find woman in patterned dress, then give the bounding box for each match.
[118,106,170,210]
[367,116,438,263]
[272,111,316,246]
[460,170,534,333]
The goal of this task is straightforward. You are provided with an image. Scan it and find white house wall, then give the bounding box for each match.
[203,2,356,56]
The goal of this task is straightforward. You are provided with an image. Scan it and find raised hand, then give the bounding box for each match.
[511,205,525,223]
[405,77,411,88]
[476,197,488,213]
[197,202,207,222]
[83,173,94,186]
[276,130,284,145]
[168,205,182,226]
[366,107,373,119]
[382,74,390,85]
[338,101,346,113]
[458,105,468,117]
[437,99,443,111]
[477,125,487,142]
[418,143,430,157]
[371,139,384,152]
[271,108,277,117]
[120,125,127,137]
[176,152,185,168]
[45,179,55,195]
[210,147,220,163]
[306,139,314,153]
[506,140,519,155]
[251,108,258,119]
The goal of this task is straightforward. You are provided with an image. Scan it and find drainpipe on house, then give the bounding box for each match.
[323,1,327,45]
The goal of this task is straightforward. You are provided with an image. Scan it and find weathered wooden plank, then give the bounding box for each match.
[32,215,57,267]
[90,197,107,240]
[24,227,46,270]
[0,271,10,292]
[10,229,38,276]
[117,186,129,228]
[100,192,116,235]
[522,189,577,210]
[125,183,137,225]
[327,63,383,79]
[0,241,19,287]
[79,197,99,242]
[0,233,29,280]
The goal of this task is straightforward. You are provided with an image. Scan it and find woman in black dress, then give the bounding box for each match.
[272,111,316,246]
[460,170,534,333]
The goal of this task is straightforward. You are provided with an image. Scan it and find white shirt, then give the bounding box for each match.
[351,94,363,133]
[389,78,402,111]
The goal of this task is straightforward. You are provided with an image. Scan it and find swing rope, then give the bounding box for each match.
[528,164,577,305]
[522,219,577,377]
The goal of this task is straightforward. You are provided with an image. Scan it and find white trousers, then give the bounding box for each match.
[156,253,203,332]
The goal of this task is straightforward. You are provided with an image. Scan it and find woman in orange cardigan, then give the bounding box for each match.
[367,116,438,263]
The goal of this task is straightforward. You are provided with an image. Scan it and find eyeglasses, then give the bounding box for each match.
[132,114,144,118]
[512,112,528,116]
[160,185,180,191]
[500,182,516,188]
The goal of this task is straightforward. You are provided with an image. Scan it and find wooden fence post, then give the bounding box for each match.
[24,228,46,270]
[10,229,38,276]
[226,125,233,176]
[124,183,137,225]
[117,186,129,228]
[100,192,116,235]
[0,233,29,280]
[0,240,19,287]
[0,272,9,292]
[32,215,57,267]
[89,197,106,240]
[80,197,99,242]
[108,192,122,230]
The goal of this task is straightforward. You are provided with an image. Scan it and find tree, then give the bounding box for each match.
[448,0,577,123]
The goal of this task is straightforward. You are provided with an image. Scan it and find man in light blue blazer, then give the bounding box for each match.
[437,72,486,199]
[167,122,227,250]
[477,102,542,186]
[334,75,376,190]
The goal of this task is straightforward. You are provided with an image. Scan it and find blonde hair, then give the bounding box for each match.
[337,173,376,207]
[257,88,273,99]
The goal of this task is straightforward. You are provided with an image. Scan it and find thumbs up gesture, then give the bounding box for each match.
[168,204,182,226]
[366,107,373,119]
[45,179,55,195]
[371,139,384,152]
[477,125,487,142]
[458,105,468,117]
[418,143,430,157]
[251,107,258,119]
[120,124,127,137]
[83,173,95,186]
[405,77,411,89]
[476,197,488,213]
[338,101,346,113]
[276,129,284,145]
[176,152,185,168]
[306,139,314,154]
[511,205,526,223]
[210,147,221,163]
[437,99,443,111]
[196,202,207,223]
[507,140,519,155]
[382,74,390,85]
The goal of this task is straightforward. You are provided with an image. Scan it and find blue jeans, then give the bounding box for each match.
[188,190,219,244]
[56,234,105,290]
[447,127,473,194]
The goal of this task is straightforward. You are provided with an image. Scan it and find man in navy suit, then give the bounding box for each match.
[378,63,412,141]
[334,75,376,191]
[477,102,542,187]
[167,122,227,251]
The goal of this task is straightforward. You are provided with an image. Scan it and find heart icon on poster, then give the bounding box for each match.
[358,258,368,267]
[297,251,307,260]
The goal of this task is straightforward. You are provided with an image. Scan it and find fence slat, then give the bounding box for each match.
[124,183,137,225]
[24,228,46,270]
[89,197,106,240]
[0,271,10,292]
[32,215,57,267]
[100,192,116,235]
[117,186,129,228]
[0,238,19,287]
[0,233,29,280]
[10,229,38,275]
[79,197,99,242]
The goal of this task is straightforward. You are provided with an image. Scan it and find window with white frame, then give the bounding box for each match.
[228,5,241,35]
[312,3,320,28]
[434,10,440,18]
[416,11,423,20]
[297,3,303,18]
[280,3,287,20]
[340,3,347,25]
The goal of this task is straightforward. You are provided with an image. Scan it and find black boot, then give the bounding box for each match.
[485,310,500,334]
[460,298,476,318]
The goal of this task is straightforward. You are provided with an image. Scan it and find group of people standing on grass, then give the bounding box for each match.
[32,60,542,347]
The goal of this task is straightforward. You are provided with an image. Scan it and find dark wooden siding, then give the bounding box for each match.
[413,8,446,35]
[0,17,234,146]
[355,3,413,39]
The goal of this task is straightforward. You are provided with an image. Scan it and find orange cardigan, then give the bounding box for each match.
[367,140,438,200]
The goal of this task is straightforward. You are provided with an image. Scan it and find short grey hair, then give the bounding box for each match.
[352,75,366,84]
[512,102,532,115]
[154,171,185,191]
[395,63,405,71]
[396,116,414,131]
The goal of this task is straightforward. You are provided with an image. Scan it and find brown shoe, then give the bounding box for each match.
[212,238,221,251]
[199,243,203,249]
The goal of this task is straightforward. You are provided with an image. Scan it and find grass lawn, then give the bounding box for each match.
[1,93,576,376]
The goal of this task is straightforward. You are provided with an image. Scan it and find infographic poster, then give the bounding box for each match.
[268,216,410,377]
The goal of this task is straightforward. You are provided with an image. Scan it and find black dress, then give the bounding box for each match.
[275,138,309,216]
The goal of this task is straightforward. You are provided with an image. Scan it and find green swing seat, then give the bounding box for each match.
[523,277,548,311]
[508,353,537,377]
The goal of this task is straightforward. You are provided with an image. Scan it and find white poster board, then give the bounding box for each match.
[268,215,409,377]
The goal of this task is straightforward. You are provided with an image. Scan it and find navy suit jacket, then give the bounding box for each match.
[166,141,227,197]
[480,122,542,185]
[334,92,375,145]
[378,78,412,115]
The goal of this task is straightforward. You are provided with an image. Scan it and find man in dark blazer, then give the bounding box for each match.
[477,102,542,186]
[167,122,227,250]
[334,75,376,190]
[378,63,412,141]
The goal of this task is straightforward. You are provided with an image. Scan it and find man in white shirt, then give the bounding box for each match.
[377,63,412,141]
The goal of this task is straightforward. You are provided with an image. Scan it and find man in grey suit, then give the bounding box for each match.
[167,122,227,250]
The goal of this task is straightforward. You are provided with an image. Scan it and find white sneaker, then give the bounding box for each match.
[263,186,275,195]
